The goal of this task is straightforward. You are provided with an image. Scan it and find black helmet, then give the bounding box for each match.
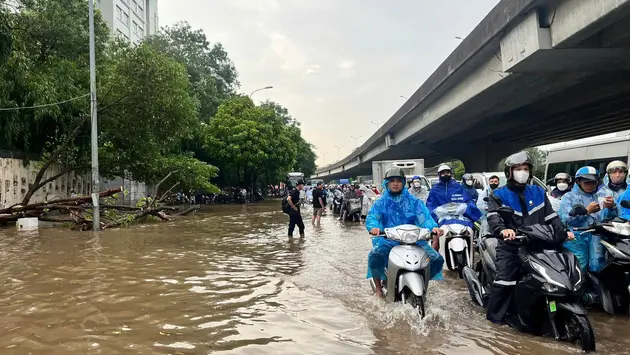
[462,173,473,181]
[296,180,305,186]
[384,167,406,181]
[504,151,534,179]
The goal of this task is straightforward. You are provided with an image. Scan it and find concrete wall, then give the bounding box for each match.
[0,158,90,207]
[0,158,153,208]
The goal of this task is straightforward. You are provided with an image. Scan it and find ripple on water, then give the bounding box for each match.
[0,203,628,354]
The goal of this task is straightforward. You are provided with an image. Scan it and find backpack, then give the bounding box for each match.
[282,196,291,214]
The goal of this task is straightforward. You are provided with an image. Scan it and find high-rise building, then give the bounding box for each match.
[96,0,158,44]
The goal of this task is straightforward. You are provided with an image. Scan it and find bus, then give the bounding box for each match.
[544,132,630,182]
[286,172,305,188]
[307,178,324,187]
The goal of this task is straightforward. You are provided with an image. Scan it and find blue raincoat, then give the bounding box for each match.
[426,179,482,228]
[559,184,618,271]
[366,180,444,281]
[616,188,630,219]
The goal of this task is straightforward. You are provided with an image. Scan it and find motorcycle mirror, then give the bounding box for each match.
[483,197,489,202]
[569,204,588,217]
[620,200,630,209]
[546,178,555,186]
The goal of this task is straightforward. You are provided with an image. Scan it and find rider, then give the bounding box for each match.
[408,175,429,202]
[486,151,573,324]
[426,165,481,251]
[599,160,628,200]
[551,172,572,199]
[366,168,445,298]
[462,173,479,202]
[340,184,360,221]
[477,175,501,236]
[559,166,617,271]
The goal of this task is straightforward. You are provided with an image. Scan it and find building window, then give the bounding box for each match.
[138,4,144,18]
[116,6,123,21]
[133,0,138,13]
[116,29,129,40]
[124,12,129,26]
[132,21,138,34]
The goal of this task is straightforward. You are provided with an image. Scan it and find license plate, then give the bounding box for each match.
[549,300,557,313]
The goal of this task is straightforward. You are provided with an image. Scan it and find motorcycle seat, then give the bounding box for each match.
[483,237,498,262]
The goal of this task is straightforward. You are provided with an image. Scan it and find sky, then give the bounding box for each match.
[158,0,502,167]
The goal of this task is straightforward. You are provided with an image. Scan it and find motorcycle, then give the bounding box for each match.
[433,202,473,277]
[568,202,630,315]
[369,224,435,317]
[332,190,343,215]
[360,186,378,218]
[462,204,595,352]
[343,197,362,222]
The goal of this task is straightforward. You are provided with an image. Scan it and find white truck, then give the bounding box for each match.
[372,159,426,186]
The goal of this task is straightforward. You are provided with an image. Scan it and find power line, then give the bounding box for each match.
[0,93,90,111]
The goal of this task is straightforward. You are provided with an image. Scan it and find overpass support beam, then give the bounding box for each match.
[501,6,630,73]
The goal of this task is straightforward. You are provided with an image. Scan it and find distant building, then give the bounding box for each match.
[96,0,158,43]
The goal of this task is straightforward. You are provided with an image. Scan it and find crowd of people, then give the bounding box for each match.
[284,151,630,327]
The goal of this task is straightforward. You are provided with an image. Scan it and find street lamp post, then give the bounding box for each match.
[370,120,384,129]
[350,135,362,148]
[88,0,100,231]
[334,145,343,162]
[250,86,274,98]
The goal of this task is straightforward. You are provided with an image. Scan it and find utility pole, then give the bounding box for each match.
[89,0,100,231]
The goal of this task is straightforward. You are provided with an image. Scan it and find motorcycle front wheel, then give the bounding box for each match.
[561,312,596,352]
[402,289,426,318]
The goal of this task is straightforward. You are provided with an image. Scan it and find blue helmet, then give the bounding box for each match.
[575,166,599,182]
[412,175,421,181]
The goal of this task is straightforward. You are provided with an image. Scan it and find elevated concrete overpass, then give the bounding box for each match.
[315,0,630,180]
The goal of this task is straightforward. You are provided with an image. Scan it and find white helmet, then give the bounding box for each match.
[437,164,452,174]
[606,160,628,173]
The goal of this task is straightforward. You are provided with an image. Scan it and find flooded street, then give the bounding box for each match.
[1,201,630,354]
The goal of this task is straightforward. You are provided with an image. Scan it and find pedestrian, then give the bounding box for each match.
[287,180,305,238]
[312,182,325,226]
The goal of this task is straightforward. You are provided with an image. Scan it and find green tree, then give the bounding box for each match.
[203,96,297,188]
[259,100,317,178]
[146,21,239,119]
[0,0,109,156]
[444,160,465,180]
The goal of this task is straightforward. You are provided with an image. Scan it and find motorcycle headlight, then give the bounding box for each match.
[400,231,420,244]
[530,261,567,289]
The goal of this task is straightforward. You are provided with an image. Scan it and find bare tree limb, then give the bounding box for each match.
[151,170,178,208]
[21,117,88,206]
[157,182,180,203]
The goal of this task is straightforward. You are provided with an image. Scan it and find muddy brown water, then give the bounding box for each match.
[0,201,629,354]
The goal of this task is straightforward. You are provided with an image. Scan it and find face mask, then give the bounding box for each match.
[413,182,421,188]
[489,183,499,190]
[439,175,451,183]
[465,180,473,187]
[513,170,529,184]
[557,183,569,191]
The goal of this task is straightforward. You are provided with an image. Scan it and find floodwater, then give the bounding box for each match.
[1,201,630,354]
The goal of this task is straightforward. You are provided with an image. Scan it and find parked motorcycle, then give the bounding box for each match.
[369,224,435,317]
[462,204,595,352]
[569,202,630,315]
[433,202,474,277]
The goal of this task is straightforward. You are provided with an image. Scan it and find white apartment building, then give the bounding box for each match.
[96,0,158,43]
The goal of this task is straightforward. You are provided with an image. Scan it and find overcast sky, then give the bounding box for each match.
[159,0,501,166]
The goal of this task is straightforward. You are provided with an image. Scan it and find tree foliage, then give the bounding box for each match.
[0,0,314,194]
[204,96,298,188]
[146,21,239,119]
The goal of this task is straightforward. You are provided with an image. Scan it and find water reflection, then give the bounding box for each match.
[0,201,628,354]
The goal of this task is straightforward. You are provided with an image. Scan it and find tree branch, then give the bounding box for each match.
[151,170,178,208]
[21,117,88,206]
